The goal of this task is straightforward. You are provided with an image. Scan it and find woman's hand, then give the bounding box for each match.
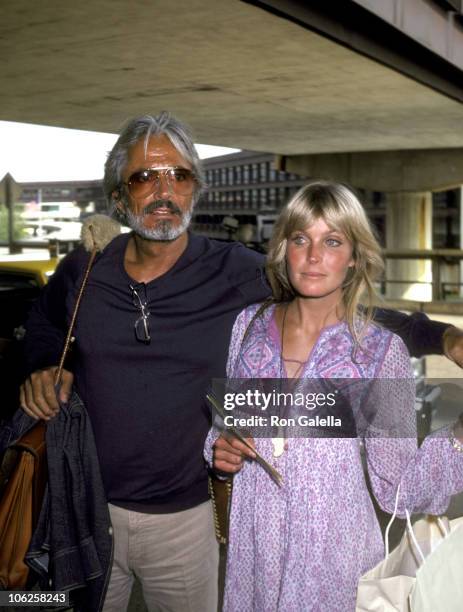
[213,433,256,474]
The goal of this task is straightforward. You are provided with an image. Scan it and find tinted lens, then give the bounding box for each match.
[166,168,196,195]
[128,169,159,198]
[127,168,196,198]
[135,315,151,343]
[130,284,151,343]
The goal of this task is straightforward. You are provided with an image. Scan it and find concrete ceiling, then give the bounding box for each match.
[2,0,463,154]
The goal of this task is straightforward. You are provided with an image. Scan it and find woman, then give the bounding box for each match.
[205,181,463,611]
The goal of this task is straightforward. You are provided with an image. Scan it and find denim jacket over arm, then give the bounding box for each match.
[2,395,112,612]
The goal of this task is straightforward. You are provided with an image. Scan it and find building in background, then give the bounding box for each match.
[19,179,105,216]
[194,151,306,245]
[8,154,462,294]
[198,152,461,256]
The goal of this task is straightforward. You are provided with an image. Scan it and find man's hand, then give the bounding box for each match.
[20,367,74,420]
[443,326,463,369]
[213,433,256,474]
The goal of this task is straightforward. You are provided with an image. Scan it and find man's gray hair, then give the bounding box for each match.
[103,111,205,212]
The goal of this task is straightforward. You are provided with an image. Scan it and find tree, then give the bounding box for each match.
[0,204,26,241]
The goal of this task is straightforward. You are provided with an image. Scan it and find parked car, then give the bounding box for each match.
[0,258,58,421]
[0,259,57,337]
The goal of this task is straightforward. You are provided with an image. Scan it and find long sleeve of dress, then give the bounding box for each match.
[365,333,463,517]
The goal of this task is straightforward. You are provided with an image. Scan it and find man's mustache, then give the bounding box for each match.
[142,200,182,216]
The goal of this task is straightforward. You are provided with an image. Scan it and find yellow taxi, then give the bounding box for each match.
[0,257,60,417]
[0,257,58,289]
[0,257,58,342]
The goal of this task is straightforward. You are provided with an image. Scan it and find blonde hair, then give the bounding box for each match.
[266,181,384,345]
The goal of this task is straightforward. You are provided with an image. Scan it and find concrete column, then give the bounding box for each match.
[385,191,433,301]
[460,187,463,298]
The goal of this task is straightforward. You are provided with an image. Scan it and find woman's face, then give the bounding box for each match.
[286,217,355,301]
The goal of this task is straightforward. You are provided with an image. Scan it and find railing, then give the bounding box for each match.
[383,249,463,301]
[442,282,463,298]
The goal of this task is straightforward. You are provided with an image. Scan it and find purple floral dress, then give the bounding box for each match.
[204,304,463,612]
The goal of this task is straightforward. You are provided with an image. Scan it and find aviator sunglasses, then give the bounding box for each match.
[123,166,197,199]
[130,284,151,343]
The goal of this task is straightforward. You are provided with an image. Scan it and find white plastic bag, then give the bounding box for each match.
[356,486,463,611]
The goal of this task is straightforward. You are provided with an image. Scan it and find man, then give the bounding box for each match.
[20,112,463,611]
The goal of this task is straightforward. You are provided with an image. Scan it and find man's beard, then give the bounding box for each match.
[125,199,193,241]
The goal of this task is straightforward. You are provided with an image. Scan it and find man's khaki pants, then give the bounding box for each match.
[103,501,219,612]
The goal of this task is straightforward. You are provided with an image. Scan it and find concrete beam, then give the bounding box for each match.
[282,148,463,191]
[2,1,463,153]
[248,0,463,102]
[374,298,463,315]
